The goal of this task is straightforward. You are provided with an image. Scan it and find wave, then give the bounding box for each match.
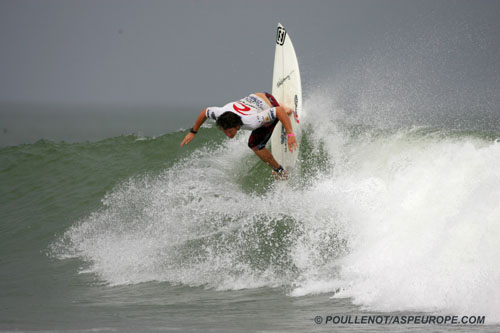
[49,94,500,323]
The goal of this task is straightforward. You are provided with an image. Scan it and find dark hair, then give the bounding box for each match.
[216,112,243,130]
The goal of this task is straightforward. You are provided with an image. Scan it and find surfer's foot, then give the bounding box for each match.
[272,168,289,180]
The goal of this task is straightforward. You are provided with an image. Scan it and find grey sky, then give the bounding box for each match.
[1,0,499,110]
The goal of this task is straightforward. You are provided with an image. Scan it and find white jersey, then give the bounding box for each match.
[205,94,277,130]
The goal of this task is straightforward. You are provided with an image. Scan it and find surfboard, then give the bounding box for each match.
[270,23,302,172]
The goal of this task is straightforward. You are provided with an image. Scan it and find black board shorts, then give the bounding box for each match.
[248,92,280,151]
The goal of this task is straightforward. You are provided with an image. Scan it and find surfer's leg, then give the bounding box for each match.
[253,147,281,170]
[248,119,281,170]
[248,120,278,150]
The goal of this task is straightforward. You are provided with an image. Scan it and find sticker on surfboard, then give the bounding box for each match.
[276,26,287,45]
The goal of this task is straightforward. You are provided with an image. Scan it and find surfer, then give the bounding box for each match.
[180,92,298,178]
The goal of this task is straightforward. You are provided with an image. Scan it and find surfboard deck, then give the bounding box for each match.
[270,23,302,172]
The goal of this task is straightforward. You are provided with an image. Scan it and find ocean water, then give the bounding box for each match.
[1,95,500,332]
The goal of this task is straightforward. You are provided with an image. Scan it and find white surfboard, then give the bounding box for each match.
[270,23,302,172]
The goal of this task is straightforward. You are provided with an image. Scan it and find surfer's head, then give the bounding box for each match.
[216,112,243,138]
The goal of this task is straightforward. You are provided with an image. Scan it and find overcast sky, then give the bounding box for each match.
[1,0,499,110]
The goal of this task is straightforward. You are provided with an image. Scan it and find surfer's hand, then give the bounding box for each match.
[284,106,294,115]
[180,132,195,147]
[287,135,298,153]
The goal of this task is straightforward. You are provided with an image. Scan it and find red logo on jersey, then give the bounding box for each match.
[233,103,251,115]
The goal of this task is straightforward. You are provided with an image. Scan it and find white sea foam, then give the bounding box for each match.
[293,94,500,323]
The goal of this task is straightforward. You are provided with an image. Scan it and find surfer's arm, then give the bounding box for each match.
[275,106,298,152]
[180,109,207,147]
